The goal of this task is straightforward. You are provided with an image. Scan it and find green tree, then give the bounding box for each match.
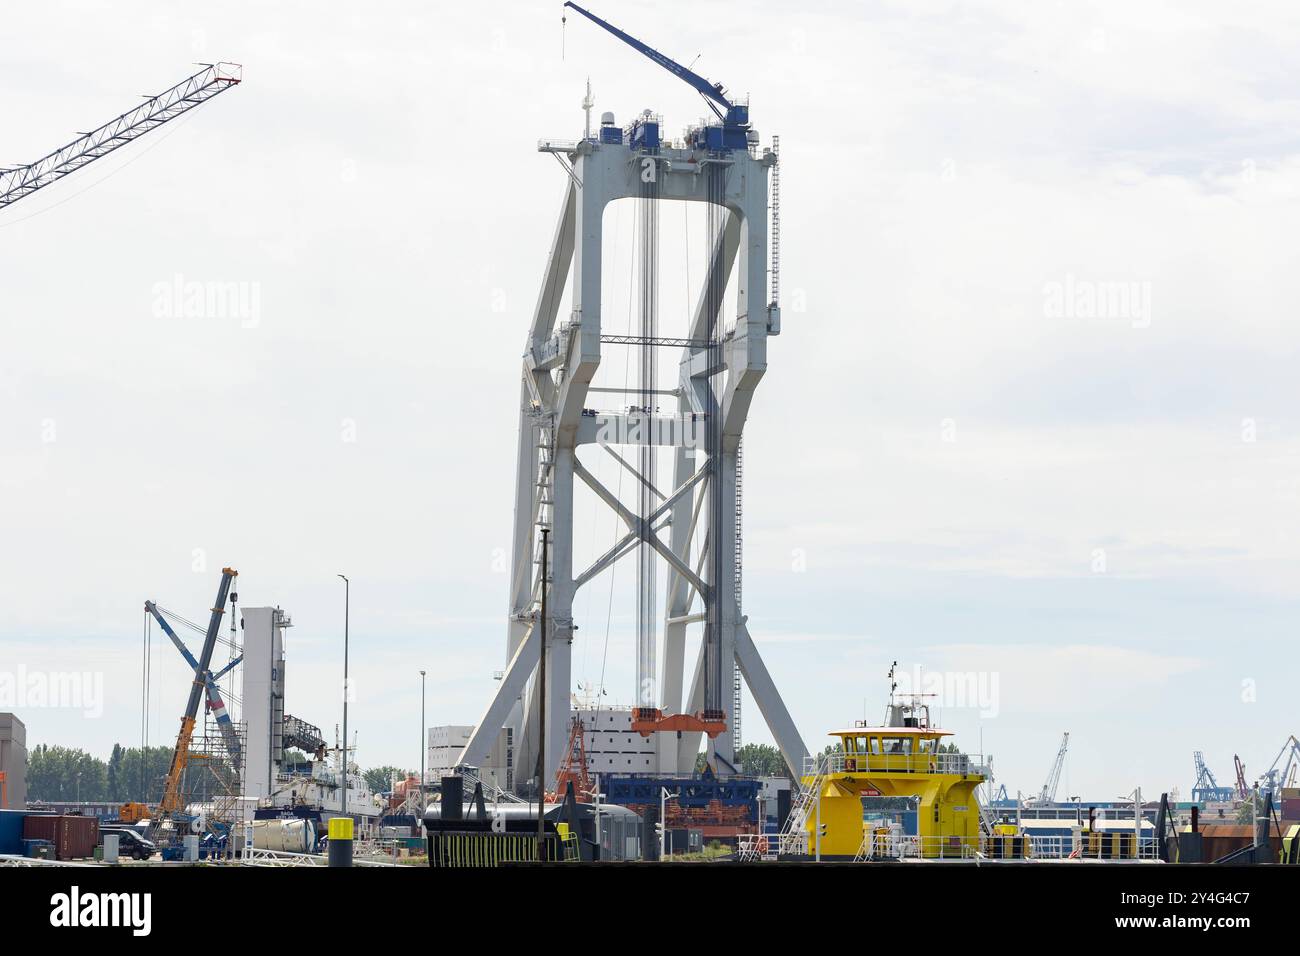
[1235,794,1262,824]
[735,743,787,776]
[116,746,175,803]
[364,766,408,793]
[282,749,312,770]
[107,743,124,802]
[27,745,108,802]
[28,743,241,805]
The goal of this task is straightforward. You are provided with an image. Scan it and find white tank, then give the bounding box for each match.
[251,818,315,854]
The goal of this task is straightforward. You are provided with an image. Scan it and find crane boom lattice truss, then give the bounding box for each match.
[1192,750,1234,804]
[1260,735,1300,796]
[0,62,241,209]
[1034,732,1069,805]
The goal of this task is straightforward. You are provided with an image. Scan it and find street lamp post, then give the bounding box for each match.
[660,786,678,860]
[338,574,350,821]
[419,669,427,814]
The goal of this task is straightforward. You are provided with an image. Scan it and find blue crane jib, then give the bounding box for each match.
[563,2,752,152]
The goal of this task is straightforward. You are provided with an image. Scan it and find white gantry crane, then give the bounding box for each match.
[1028,732,1070,806]
[0,62,241,209]
[458,4,807,788]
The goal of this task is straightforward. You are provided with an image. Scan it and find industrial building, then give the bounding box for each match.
[0,714,26,810]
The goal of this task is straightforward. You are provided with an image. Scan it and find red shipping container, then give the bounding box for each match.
[22,814,99,860]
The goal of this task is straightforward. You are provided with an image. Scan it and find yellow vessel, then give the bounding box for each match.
[799,676,986,859]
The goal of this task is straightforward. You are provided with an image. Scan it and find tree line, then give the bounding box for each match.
[26,744,413,804]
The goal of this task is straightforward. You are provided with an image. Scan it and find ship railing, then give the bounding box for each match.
[538,138,580,153]
[859,833,981,860]
[813,751,985,777]
[1026,833,1162,861]
[740,830,1163,862]
[737,832,779,862]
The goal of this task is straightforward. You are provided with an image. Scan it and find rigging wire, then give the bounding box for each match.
[703,158,725,721]
[140,610,151,797]
[592,196,640,731]
[579,199,624,694]
[635,145,660,711]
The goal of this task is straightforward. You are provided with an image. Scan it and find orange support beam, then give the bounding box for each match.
[629,707,727,739]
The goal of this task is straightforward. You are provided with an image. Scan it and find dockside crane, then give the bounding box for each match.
[1234,754,1250,802]
[1028,732,1069,806]
[1192,750,1234,804]
[0,61,241,210]
[1259,735,1300,797]
[151,568,238,834]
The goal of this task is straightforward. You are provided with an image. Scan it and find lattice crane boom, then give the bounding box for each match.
[0,61,241,209]
[1035,732,1069,805]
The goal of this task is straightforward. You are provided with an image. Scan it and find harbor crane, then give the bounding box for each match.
[1234,754,1250,802]
[0,61,240,209]
[1028,732,1069,806]
[1259,735,1300,797]
[1191,750,1235,804]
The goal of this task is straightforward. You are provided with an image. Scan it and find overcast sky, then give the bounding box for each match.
[2,0,1297,800]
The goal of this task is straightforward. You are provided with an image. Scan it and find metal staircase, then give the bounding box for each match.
[852,829,872,862]
[457,765,525,806]
[777,754,827,855]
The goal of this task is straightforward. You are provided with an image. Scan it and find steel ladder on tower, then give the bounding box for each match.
[532,415,557,591]
[732,438,743,754]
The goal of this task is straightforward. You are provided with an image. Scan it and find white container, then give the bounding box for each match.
[251,818,315,854]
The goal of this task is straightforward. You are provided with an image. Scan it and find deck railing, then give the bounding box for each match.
[807,750,984,777]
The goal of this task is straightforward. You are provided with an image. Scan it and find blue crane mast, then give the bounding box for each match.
[562,2,752,151]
